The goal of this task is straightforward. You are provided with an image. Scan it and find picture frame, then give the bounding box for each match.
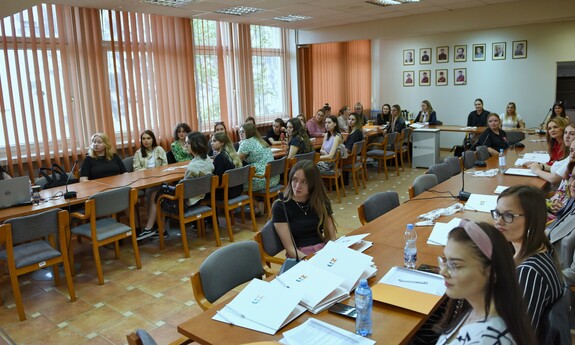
[436,69,448,86]
[492,42,506,60]
[403,49,415,66]
[419,70,431,86]
[454,45,467,62]
[454,68,466,85]
[420,48,431,64]
[512,40,527,59]
[403,71,414,87]
[472,44,486,61]
[436,46,449,63]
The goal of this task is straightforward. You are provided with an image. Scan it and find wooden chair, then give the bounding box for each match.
[319,150,345,203]
[70,186,141,285]
[289,151,320,169]
[408,174,438,199]
[253,157,288,216]
[0,209,76,321]
[392,129,406,171]
[357,192,400,225]
[156,175,220,257]
[366,133,399,180]
[341,140,366,195]
[254,219,285,268]
[400,127,412,165]
[122,156,147,228]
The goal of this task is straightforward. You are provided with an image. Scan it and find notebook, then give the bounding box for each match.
[0,176,32,209]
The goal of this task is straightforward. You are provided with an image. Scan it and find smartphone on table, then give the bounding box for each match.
[328,302,357,319]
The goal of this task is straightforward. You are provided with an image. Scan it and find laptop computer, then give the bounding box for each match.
[0,176,32,209]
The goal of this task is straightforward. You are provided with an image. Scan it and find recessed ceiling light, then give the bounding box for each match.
[365,0,401,6]
[140,0,197,7]
[214,6,265,16]
[273,15,312,22]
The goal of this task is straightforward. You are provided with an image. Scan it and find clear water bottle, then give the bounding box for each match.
[498,149,506,173]
[404,223,417,269]
[355,279,372,337]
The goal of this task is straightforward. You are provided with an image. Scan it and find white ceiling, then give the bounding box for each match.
[8,0,520,30]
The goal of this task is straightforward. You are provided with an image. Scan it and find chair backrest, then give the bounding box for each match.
[386,132,398,150]
[224,165,252,188]
[4,208,61,244]
[257,219,284,258]
[411,174,438,198]
[462,150,476,169]
[198,241,264,304]
[539,284,571,345]
[293,151,315,163]
[166,150,176,164]
[126,329,158,345]
[435,120,443,125]
[89,186,132,217]
[475,145,490,161]
[181,174,215,199]
[444,156,462,176]
[402,127,411,145]
[351,140,364,159]
[122,156,134,173]
[360,192,400,223]
[427,163,451,184]
[269,157,287,180]
[507,131,526,145]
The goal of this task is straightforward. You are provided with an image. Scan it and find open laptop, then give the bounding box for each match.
[0,176,32,209]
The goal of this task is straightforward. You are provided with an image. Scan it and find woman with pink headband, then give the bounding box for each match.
[434,221,535,345]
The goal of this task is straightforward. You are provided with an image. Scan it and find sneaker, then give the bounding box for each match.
[137,227,156,240]
[152,229,169,239]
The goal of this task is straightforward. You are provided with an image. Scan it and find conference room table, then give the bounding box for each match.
[177,134,549,344]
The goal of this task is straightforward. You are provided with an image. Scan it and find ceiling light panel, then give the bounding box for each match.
[273,15,313,22]
[365,0,401,6]
[140,0,197,7]
[214,6,265,16]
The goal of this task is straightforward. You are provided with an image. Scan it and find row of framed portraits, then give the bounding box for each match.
[403,40,527,65]
[403,69,466,87]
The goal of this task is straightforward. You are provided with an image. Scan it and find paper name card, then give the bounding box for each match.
[504,168,538,177]
[494,185,510,194]
[427,218,461,246]
[334,233,370,247]
[464,194,498,213]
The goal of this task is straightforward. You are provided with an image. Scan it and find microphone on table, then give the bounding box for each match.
[278,192,300,274]
[458,151,470,201]
[64,160,78,200]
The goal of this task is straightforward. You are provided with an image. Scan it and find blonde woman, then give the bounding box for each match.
[501,102,525,129]
[80,133,126,182]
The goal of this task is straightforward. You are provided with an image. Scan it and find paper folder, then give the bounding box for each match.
[371,283,443,315]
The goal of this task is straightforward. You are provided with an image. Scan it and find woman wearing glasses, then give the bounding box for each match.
[435,220,535,345]
[493,186,563,339]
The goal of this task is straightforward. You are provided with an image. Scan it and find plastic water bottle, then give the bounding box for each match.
[355,279,372,337]
[404,224,417,269]
[498,149,506,173]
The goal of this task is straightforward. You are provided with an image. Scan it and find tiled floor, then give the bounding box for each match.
[0,157,431,344]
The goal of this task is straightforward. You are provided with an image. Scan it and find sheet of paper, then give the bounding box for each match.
[409,123,425,129]
[494,185,510,194]
[504,168,538,177]
[214,304,306,335]
[522,153,550,163]
[281,318,376,345]
[350,240,373,252]
[334,233,369,247]
[427,218,461,246]
[378,266,445,296]
[271,148,283,152]
[464,194,498,213]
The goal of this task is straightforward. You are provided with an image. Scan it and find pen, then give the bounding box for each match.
[398,279,428,284]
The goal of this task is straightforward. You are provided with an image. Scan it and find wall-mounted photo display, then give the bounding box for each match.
[403,49,415,66]
[419,70,431,86]
[420,48,431,64]
[454,68,466,85]
[403,71,414,87]
[437,46,448,63]
[436,69,448,86]
[454,45,467,62]
[492,42,506,60]
[512,40,527,59]
[472,44,486,61]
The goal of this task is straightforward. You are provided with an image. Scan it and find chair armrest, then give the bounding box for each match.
[156,193,179,204]
[366,142,382,150]
[263,266,277,278]
[190,271,212,311]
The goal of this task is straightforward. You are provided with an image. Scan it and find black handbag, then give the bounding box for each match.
[38,164,78,189]
[156,182,179,213]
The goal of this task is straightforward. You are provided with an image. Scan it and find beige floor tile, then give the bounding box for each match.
[27,326,88,345]
[3,315,57,344]
[41,299,94,324]
[130,297,186,323]
[79,281,128,305]
[98,315,155,345]
[134,274,181,295]
[67,305,124,334]
[104,288,155,313]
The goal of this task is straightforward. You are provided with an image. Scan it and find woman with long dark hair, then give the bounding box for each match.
[171,123,193,162]
[211,132,243,201]
[237,123,277,194]
[317,115,343,173]
[286,118,313,159]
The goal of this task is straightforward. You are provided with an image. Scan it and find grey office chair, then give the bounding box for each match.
[462,150,476,170]
[409,174,439,199]
[475,145,490,161]
[357,191,400,225]
[427,163,451,184]
[507,131,526,145]
[444,156,462,176]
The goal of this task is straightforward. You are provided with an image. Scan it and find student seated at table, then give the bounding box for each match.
[238,123,278,199]
[354,102,368,126]
[467,98,491,127]
[545,117,569,166]
[344,113,364,152]
[472,113,509,156]
[376,104,391,126]
[134,130,168,239]
[211,132,243,201]
[245,116,256,125]
[317,115,343,174]
[80,133,126,182]
[306,109,326,138]
[501,102,525,129]
[546,138,575,221]
[265,118,286,145]
[286,118,313,159]
[414,100,438,125]
[182,132,214,208]
[0,166,10,180]
[493,186,563,338]
[208,121,230,157]
[435,220,535,345]
[382,104,406,135]
[171,123,194,162]
[337,106,351,132]
[551,101,568,120]
[272,160,336,258]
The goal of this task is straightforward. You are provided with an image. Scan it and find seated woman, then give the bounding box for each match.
[472,113,509,156]
[337,106,351,132]
[211,132,243,201]
[171,123,194,162]
[414,100,438,125]
[183,132,214,206]
[286,118,313,159]
[306,109,326,138]
[435,220,535,345]
[272,160,337,258]
[237,123,278,195]
[493,186,563,338]
[344,113,364,152]
[80,133,126,181]
[383,104,406,135]
[0,166,11,180]
[501,102,525,129]
[547,138,575,220]
[551,101,567,119]
[377,104,391,126]
[545,117,568,166]
[317,115,343,173]
[209,121,229,156]
[245,116,256,125]
[133,130,168,239]
[265,118,286,145]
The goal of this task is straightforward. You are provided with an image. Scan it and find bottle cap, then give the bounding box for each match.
[359,279,368,287]
[407,223,414,230]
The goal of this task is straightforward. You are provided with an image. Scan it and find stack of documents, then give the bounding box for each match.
[464,194,498,213]
[335,233,373,252]
[213,279,306,334]
[372,266,446,314]
[280,318,376,345]
[504,168,538,177]
[427,218,461,246]
[514,153,550,166]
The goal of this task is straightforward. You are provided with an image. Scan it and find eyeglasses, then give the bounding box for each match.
[438,256,459,277]
[490,209,524,223]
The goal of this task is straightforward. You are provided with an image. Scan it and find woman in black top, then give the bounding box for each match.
[285,118,313,159]
[265,118,286,145]
[344,113,364,152]
[377,104,391,125]
[80,133,126,182]
[272,160,336,258]
[467,98,491,127]
[473,113,508,156]
[211,132,243,201]
[383,104,406,135]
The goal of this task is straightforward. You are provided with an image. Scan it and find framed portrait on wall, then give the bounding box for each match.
[420,48,431,64]
[454,68,466,85]
[512,40,527,59]
[454,45,467,62]
[436,69,448,86]
[472,44,486,61]
[437,46,448,63]
[403,71,414,87]
[492,42,506,60]
[419,70,431,86]
[403,49,415,66]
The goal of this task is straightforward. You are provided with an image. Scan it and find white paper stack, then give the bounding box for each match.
[514,153,550,166]
[280,318,376,345]
[212,279,306,335]
[464,194,498,213]
[378,267,446,296]
[504,168,538,177]
[335,233,373,252]
[427,218,461,246]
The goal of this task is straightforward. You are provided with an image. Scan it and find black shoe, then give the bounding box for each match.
[137,224,157,240]
[152,229,169,239]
